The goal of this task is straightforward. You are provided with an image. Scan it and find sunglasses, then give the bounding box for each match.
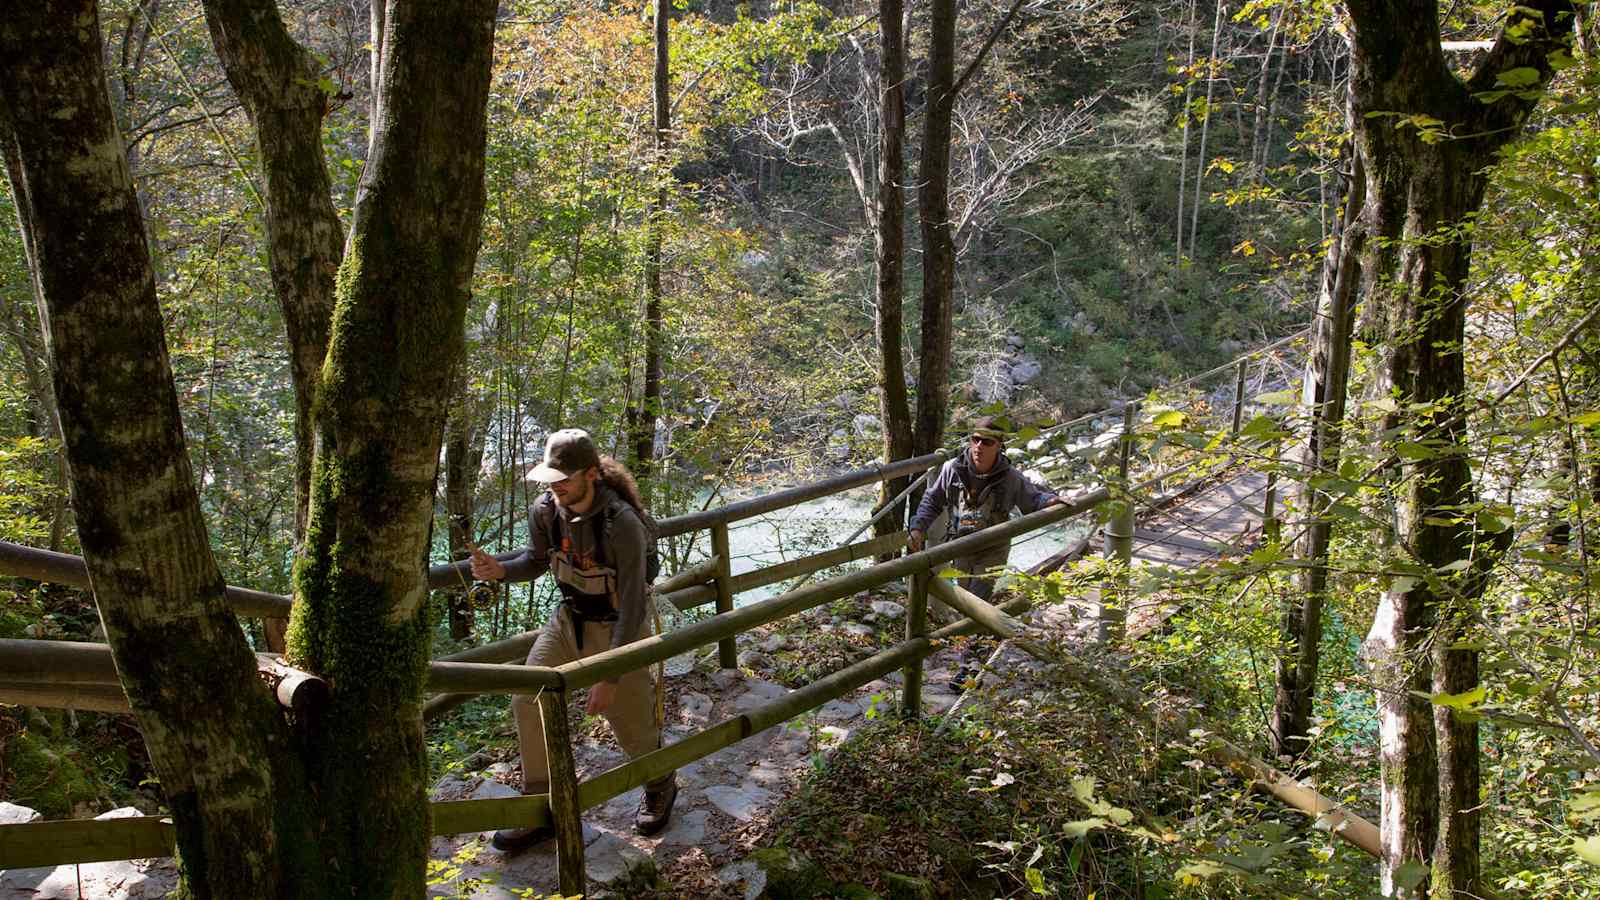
[969,435,999,447]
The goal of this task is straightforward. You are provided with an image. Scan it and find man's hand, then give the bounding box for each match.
[468,543,506,581]
[908,529,925,551]
[586,680,617,716]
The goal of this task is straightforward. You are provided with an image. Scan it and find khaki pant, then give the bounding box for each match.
[513,608,669,793]
[953,539,1011,602]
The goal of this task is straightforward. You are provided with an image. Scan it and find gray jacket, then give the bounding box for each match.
[499,482,649,654]
[910,450,1059,539]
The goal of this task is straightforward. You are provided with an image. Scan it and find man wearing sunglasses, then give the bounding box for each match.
[908,416,1063,601]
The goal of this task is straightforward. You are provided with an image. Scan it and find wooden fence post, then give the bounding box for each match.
[710,522,738,668]
[1232,358,1248,434]
[541,690,585,897]
[901,569,928,719]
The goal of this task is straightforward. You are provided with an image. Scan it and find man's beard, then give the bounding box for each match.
[556,476,593,509]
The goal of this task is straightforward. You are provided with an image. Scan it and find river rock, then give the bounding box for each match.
[704,783,775,821]
[869,600,905,619]
[842,622,876,638]
[679,691,714,724]
[760,634,791,653]
[737,649,768,669]
[851,413,882,437]
[1005,334,1025,349]
[0,802,40,824]
[972,359,1012,403]
[586,832,657,893]
[816,698,862,722]
[1010,357,1042,384]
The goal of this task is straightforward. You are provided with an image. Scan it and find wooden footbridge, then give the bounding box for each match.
[0,331,1379,895]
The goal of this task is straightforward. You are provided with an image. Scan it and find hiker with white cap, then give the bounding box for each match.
[469,428,677,851]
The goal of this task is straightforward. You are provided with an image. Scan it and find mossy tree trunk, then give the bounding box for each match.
[200,0,346,650]
[285,1,497,896]
[874,0,915,541]
[1346,1,1574,893]
[4,0,497,895]
[0,3,323,895]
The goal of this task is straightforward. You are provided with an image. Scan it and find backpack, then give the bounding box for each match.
[536,490,662,583]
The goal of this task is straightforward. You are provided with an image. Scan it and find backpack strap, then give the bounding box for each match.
[534,491,559,553]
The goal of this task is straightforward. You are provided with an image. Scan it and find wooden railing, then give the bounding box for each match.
[0,331,1320,888]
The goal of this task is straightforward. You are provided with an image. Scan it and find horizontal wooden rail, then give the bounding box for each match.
[421,531,910,719]
[728,531,907,595]
[568,584,1044,812]
[0,541,292,618]
[547,488,1108,693]
[425,451,949,585]
[0,794,559,869]
[0,815,175,869]
[654,452,947,537]
[927,577,1019,638]
[0,682,130,714]
[0,639,560,703]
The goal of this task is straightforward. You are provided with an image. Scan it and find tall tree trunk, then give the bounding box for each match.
[914,0,957,456]
[874,0,915,539]
[1272,138,1364,759]
[0,4,322,895]
[1249,3,1285,179]
[631,0,671,475]
[201,0,345,650]
[1346,1,1574,893]
[288,1,497,895]
[4,135,75,555]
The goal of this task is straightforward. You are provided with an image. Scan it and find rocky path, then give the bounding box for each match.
[0,602,971,900]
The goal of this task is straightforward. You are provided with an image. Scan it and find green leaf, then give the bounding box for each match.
[1571,411,1600,427]
[1477,512,1511,533]
[1573,835,1600,867]
[1249,544,1285,566]
[1238,414,1280,439]
[1254,390,1297,405]
[1496,66,1542,88]
[1427,686,1485,710]
[1569,791,1600,821]
[1394,860,1428,889]
[1071,776,1098,805]
[1063,818,1109,837]
[1396,441,1435,460]
[1436,559,1472,574]
[1153,409,1188,428]
[1177,860,1231,880]
[1026,867,1047,895]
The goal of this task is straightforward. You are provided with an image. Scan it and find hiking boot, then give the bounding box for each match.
[491,824,555,854]
[635,775,677,836]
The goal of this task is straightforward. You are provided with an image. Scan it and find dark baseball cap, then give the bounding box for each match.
[528,429,601,482]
